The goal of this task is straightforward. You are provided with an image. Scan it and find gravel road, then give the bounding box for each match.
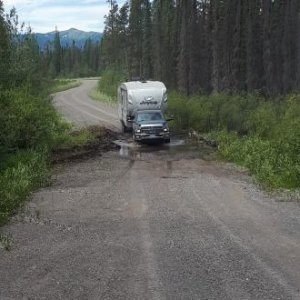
[53,79,121,131]
[1,80,300,299]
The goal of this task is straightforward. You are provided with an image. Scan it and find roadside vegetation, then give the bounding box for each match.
[0,84,101,225]
[50,79,81,93]
[0,5,103,226]
[89,87,115,104]
[168,92,300,189]
[97,69,127,100]
[0,87,66,225]
[91,68,126,103]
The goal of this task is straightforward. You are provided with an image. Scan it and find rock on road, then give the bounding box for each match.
[1,80,300,299]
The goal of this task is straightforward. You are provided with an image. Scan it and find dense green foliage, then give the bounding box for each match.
[0,150,49,225]
[168,92,300,188]
[217,133,300,189]
[98,68,127,99]
[0,89,67,155]
[0,3,94,225]
[0,87,69,225]
[50,79,81,93]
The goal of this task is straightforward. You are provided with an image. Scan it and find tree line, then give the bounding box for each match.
[0,4,101,87]
[41,31,101,78]
[0,5,41,90]
[101,0,300,96]
[0,1,99,224]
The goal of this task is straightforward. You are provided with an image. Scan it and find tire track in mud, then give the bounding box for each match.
[125,162,165,299]
[166,160,173,173]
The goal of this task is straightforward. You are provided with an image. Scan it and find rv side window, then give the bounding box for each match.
[121,89,127,104]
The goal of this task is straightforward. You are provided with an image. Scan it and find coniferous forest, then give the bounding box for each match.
[41,31,101,78]
[101,0,300,96]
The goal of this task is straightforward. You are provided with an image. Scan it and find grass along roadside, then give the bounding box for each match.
[89,86,116,105]
[0,233,13,251]
[0,124,111,227]
[168,91,300,190]
[50,78,82,93]
[90,68,127,104]
[0,78,115,228]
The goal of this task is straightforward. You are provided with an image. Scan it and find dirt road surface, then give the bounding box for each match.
[1,80,300,299]
[53,79,121,131]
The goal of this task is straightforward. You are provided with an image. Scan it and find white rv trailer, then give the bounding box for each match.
[118,80,167,132]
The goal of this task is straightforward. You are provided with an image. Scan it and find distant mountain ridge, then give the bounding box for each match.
[34,28,102,49]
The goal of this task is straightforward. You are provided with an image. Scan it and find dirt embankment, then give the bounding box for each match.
[51,126,118,164]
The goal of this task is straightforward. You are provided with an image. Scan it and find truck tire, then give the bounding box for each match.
[133,129,141,141]
[165,138,170,143]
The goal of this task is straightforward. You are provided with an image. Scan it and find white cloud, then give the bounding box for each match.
[3,0,113,33]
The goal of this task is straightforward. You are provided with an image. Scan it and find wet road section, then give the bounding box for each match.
[113,133,217,162]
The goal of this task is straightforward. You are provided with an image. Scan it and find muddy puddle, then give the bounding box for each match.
[112,133,217,161]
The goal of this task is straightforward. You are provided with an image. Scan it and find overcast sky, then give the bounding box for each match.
[3,0,124,33]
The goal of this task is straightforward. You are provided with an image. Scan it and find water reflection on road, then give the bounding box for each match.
[113,135,216,161]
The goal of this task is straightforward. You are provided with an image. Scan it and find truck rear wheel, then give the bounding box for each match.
[165,138,170,143]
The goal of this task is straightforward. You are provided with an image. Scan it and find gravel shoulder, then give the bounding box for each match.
[1,81,300,299]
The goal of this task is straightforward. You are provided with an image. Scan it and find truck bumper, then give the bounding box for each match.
[134,132,170,142]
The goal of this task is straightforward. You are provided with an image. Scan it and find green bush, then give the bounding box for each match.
[169,91,300,189]
[0,87,74,225]
[50,79,81,93]
[0,88,68,154]
[217,133,300,188]
[0,150,49,225]
[98,68,127,100]
[168,91,263,134]
[168,91,190,129]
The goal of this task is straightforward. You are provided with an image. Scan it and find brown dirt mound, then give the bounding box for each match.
[52,126,118,163]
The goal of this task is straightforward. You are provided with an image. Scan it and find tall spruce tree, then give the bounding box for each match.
[0,0,10,88]
[177,0,191,94]
[116,1,130,70]
[100,0,300,95]
[152,0,176,87]
[142,0,153,79]
[53,28,62,75]
[245,0,263,92]
[128,0,143,78]
[101,1,119,68]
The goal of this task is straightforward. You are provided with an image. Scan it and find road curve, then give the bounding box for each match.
[1,82,300,299]
[53,79,121,131]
